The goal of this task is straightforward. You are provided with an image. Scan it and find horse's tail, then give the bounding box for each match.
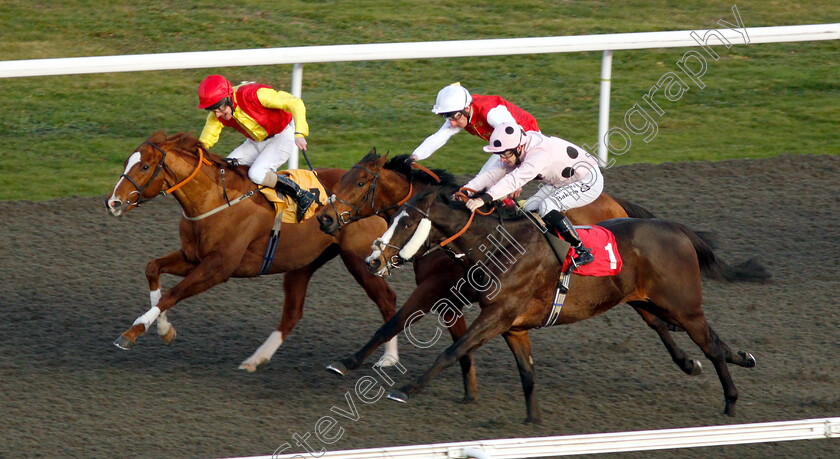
[613,196,657,219]
[675,222,771,283]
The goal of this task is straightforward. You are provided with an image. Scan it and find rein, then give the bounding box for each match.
[440,187,494,247]
[161,145,213,196]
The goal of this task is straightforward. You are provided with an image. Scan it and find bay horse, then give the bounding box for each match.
[105,131,399,371]
[365,187,763,422]
[314,151,682,403]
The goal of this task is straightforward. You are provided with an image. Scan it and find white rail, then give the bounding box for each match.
[232,417,840,459]
[1,23,838,167]
[1,24,837,78]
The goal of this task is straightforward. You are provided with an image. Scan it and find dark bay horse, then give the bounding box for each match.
[365,187,763,422]
[314,151,665,402]
[105,131,399,371]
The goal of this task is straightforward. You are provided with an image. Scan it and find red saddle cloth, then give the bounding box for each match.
[561,225,623,276]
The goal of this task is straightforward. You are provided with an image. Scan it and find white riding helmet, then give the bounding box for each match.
[431,83,472,114]
[483,122,526,153]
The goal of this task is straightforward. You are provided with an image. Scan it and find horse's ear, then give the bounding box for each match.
[368,147,378,157]
[149,130,167,144]
[176,132,201,151]
[375,151,389,168]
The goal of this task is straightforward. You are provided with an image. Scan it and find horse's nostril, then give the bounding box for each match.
[368,258,381,271]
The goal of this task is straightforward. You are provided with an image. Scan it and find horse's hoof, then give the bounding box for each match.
[524,417,542,425]
[740,351,757,368]
[387,390,409,404]
[724,401,737,417]
[238,362,258,373]
[458,396,477,405]
[114,335,134,350]
[376,354,399,367]
[159,327,177,345]
[326,362,349,376]
[689,359,703,376]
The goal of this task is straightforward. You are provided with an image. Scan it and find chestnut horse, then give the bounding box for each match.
[105,131,399,371]
[366,188,763,422]
[315,151,670,402]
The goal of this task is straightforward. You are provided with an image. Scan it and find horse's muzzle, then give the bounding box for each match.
[317,214,338,235]
[105,198,125,217]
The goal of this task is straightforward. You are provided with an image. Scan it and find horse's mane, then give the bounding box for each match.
[376,153,459,188]
[167,132,249,178]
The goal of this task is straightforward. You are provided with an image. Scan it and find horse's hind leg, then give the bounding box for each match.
[502,330,541,424]
[709,327,756,368]
[630,302,702,376]
[115,250,197,350]
[680,313,740,416]
[239,246,339,372]
[338,250,399,366]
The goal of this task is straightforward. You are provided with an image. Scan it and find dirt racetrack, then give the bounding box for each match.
[1,154,838,458]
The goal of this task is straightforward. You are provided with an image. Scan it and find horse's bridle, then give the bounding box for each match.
[121,141,212,208]
[327,164,413,230]
[120,142,178,206]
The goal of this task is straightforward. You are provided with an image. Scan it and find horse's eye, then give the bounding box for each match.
[404,221,412,229]
[356,181,365,187]
[141,164,150,171]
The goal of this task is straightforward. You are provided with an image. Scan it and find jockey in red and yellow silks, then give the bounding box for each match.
[196,74,314,222]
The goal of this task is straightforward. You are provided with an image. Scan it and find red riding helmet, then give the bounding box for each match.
[197,75,233,109]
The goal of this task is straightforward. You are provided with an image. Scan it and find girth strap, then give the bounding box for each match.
[258,210,285,275]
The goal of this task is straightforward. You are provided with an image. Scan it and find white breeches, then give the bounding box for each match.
[525,172,604,217]
[227,122,297,185]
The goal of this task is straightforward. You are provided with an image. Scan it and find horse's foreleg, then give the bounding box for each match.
[389,303,513,406]
[446,314,478,403]
[144,251,197,345]
[502,330,541,424]
[630,303,703,376]
[327,275,472,381]
[115,251,233,350]
[338,250,399,366]
[239,247,337,372]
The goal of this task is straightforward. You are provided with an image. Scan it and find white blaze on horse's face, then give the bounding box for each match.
[366,210,409,275]
[380,210,406,246]
[107,151,142,215]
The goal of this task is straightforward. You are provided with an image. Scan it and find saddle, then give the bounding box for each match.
[539,219,623,327]
[258,169,327,223]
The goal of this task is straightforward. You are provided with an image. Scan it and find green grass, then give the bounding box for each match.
[1,1,837,201]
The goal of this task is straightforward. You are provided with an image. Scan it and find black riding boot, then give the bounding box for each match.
[543,210,594,266]
[275,174,316,222]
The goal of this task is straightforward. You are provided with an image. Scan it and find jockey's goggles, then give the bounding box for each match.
[439,111,465,121]
[497,148,518,159]
[205,97,232,111]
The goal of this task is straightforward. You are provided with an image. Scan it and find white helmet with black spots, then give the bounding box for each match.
[483,122,526,153]
[431,83,472,115]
